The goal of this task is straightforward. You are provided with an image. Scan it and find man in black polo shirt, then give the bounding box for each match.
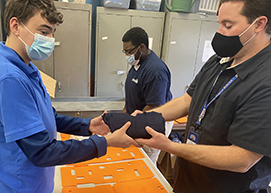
[135,0,271,192]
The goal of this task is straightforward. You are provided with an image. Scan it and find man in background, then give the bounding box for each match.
[122,27,173,164]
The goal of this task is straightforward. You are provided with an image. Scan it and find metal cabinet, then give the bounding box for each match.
[0,13,2,41]
[0,0,4,41]
[161,13,219,98]
[95,7,165,97]
[34,2,92,98]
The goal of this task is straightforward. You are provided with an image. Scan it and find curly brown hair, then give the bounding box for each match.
[4,0,63,36]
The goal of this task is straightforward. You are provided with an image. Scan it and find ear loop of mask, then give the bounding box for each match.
[239,18,258,46]
[17,23,35,46]
[17,36,28,46]
[137,47,143,62]
[21,23,35,36]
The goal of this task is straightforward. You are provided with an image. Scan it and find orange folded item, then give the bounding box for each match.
[174,116,188,124]
[68,146,144,167]
[113,178,168,193]
[61,160,154,187]
[62,185,115,193]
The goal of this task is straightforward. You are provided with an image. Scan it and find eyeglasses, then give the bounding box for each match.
[122,46,138,55]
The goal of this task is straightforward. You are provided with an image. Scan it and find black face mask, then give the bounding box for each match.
[211,33,243,57]
[211,18,258,58]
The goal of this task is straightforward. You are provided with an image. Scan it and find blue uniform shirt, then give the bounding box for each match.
[0,42,107,192]
[125,50,172,114]
[0,42,57,192]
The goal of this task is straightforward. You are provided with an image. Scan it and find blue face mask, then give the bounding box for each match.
[18,24,55,61]
[125,47,141,66]
[125,53,139,66]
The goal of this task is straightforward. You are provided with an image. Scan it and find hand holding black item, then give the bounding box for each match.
[102,112,165,139]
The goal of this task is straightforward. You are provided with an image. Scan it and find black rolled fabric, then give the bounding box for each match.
[102,112,165,139]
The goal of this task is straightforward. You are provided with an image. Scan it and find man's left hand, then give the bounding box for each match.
[88,111,110,136]
[136,126,171,151]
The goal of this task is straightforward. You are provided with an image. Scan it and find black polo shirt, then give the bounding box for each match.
[173,43,271,193]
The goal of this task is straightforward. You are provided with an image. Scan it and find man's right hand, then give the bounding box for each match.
[105,122,141,148]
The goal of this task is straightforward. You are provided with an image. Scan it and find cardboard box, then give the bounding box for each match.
[157,150,177,179]
[39,70,57,98]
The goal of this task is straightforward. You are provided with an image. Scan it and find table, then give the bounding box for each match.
[53,134,173,193]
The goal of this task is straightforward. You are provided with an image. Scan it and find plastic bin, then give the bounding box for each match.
[101,0,130,9]
[130,0,162,11]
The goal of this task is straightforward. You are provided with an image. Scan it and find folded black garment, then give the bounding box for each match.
[102,112,165,139]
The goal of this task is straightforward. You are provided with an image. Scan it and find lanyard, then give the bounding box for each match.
[196,70,238,126]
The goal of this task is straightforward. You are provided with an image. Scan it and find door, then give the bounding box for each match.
[95,13,130,97]
[54,7,91,98]
[166,18,201,98]
[194,20,219,75]
[0,0,5,41]
[162,13,218,98]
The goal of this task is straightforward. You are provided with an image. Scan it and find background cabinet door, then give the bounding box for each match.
[54,6,91,98]
[34,2,92,98]
[95,7,165,97]
[164,18,201,98]
[0,0,5,41]
[162,13,219,98]
[95,14,130,97]
[194,21,219,75]
[0,8,3,41]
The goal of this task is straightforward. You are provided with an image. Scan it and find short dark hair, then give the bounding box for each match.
[219,0,271,34]
[122,27,149,48]
[4,0,63,36]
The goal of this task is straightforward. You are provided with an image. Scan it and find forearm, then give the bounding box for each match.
[153,93,191,121]
[166,142,263,173]
[142,104,159,112]
[16,130,106,167]
[54,108,91,136]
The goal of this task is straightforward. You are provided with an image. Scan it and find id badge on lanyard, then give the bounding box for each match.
[187,126,202,145]
[186,71,238,145]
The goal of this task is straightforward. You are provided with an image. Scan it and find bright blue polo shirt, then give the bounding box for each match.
[0,42,56,192]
